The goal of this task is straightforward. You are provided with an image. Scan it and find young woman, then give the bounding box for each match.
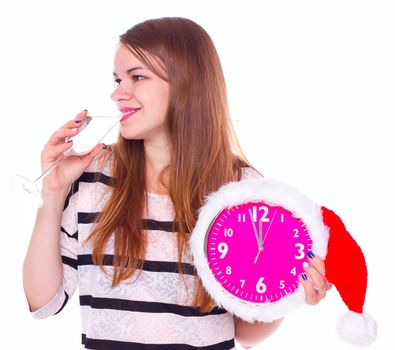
[23,17,331,349]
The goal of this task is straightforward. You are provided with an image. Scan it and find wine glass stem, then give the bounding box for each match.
[33,153,67,184]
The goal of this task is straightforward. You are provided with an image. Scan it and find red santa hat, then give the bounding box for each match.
[321,206,377,347]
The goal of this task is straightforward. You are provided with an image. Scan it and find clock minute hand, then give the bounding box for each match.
[261,209,277,249]
[252,219,264,264]
[248,208,261,248]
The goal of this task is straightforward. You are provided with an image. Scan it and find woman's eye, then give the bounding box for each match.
[114,78,121,86]
[133,75,145,81]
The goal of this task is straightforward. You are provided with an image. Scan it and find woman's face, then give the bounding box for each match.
[111,44,170,141]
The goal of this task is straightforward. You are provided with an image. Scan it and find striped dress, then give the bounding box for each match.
[30,153,262,349]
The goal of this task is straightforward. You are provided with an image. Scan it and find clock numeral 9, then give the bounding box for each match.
[224,228,233,237]
[294,243,305,260]
[256,277,267,294]
[218,242,228,259]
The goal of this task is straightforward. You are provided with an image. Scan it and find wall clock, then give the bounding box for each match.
[190,177,328,323]
[189,177,377,347]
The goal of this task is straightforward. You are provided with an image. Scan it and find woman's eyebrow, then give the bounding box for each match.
[113,66,145,77]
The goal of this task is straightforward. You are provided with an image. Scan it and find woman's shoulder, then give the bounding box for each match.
[72,148,114,211]
[240,166,263,181]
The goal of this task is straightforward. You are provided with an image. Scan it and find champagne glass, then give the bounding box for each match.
[12,101,125,207]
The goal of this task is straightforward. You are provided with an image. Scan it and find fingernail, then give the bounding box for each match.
[83,109,88,112]
[301,273,308,281]
[307,252,315,259]
[75,120,82,124]
[303,261,310,269]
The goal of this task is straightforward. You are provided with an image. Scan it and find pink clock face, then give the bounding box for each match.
[206,201,312,303]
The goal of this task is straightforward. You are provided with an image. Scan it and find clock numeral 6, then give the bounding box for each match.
[218,242,228,259]
[256,277,267,294]
[294,243,305,260]
[224,228,233,237]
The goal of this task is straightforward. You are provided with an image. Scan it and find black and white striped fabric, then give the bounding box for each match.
[31,153,262,349]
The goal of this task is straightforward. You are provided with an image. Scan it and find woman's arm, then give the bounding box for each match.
[234,316,284,349]
[23,190,69,311]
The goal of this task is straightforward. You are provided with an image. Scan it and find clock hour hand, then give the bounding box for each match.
[248,208,261,248]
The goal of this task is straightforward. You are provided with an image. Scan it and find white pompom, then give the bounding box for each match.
[336,311,377,347]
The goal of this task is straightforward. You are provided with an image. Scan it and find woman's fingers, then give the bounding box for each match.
[299,275,321,305]
[300,254,332,305]
[307,255,333,291]
[41,140,73,162]
[48,127,79,144]
[47,110,88,146]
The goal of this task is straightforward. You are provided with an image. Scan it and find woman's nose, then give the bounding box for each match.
[111,82,134,102]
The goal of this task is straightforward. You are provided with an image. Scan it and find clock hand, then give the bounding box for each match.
[254,211,277,264]
[261,209,277,249]
[254,246,263,264]
[248,208,261,248]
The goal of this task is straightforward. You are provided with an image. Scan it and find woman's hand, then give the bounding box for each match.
[299,253,332,305]
[40,110,105,195]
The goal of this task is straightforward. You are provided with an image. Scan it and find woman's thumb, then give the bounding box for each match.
[80,143,106,167]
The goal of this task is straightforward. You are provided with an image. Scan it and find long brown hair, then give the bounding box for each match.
[85,17,260,313]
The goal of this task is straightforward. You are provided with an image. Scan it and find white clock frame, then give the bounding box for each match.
[189,177,330,323]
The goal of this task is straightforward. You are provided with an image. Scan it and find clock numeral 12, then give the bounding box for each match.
[251,206,270,222]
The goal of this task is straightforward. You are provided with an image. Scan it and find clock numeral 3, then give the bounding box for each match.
[256,277,267,294]
[294,243,305,260]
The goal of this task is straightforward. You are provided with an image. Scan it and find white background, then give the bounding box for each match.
[0,0,393,349]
